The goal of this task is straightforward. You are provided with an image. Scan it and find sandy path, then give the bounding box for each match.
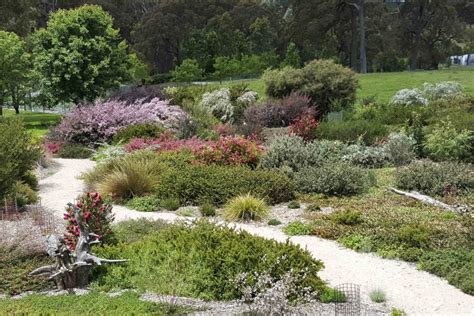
[39,158,474,315]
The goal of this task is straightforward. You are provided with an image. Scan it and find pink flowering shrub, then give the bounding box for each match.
[50,98,188,145]
[64,192,114,250]
[194,135,264,168]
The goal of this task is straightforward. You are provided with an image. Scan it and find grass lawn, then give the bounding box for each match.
[209,66,474,103]
[2,109,61,138]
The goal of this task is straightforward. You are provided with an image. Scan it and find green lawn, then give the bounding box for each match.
[210,67,474,103]
[2,109,61,138]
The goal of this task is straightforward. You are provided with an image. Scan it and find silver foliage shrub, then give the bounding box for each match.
[342,144,389,168]
[384,132,416,166]
[199,88,234,123]
[391,88,428,106]
[423,81,463,101]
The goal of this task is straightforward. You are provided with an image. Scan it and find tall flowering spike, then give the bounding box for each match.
[64,192,114,250]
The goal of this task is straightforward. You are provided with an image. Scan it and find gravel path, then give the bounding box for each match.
[39,158,474,315]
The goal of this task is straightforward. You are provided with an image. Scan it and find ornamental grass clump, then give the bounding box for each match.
[223,194,269,221]
[63,192,114,250]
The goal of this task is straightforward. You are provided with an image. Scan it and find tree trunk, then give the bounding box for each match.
[12,87,19,114]
[359,0,367,73]
[410,28,422,70]
[350,8,358,71]
[0,93,3,116]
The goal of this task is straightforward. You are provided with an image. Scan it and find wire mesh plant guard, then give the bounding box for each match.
[334,283,361,316]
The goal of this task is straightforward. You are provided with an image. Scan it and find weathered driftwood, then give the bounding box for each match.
[30,212,126,289]
[388,187,469,215]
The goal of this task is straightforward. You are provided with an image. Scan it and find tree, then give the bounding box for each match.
[281,42,301,68]
[213,56,242,82]
[171,59,204,83]
[0,31,31,115]
[32,5,131,105]
[0,0,38,36]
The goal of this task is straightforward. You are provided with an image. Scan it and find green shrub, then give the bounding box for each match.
[369,289,386,303]
[112,123,165,144]
[319,288,347,303]
[397,224,430,248]
[295,163,374,196]
[263,59,358,115]
[342,144,388,168]
[260,135,345,172]
[112,218,168,244]
[283,221,312,236]
[177,207,196,217]
[91,144,126,162]
[160,197,180,211]
[287,200,301,209]
[418,249,474,295]
[10,181,38,207]
[331,210,363,225]
[200,203,216,217]
[83,151,165,200]
[384,133,416,166]
[425,120,473,161]
[315,120,389,145]
[154,164,294,206]
[267,218,282,226]
[94,220,326,301]
[0,118,41,199]
[57,144,93,158]
[223,194,269,221]
[126,195,160,212]
[338,234,374,253]
[395,160,473,196]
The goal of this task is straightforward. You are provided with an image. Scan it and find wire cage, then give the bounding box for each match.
[334,283,361,316]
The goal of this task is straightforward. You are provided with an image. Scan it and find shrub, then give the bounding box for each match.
[283,221,312,236]
[395,160,473,196]
[223,194,269,221]
[305,204,321,213]
[171,58,203,82]
[112,123,165,144]
[50,98,187,145]
[91,144,126,162]
[83,151,165,200]
[391,88,428,106]
[295,163,374,196]
[267,219,282,226]
[418,249,474,295]
[94,221,326,301]
[125,134,210,154]
[397,224,430,248]
[154,164,294,206]
[56,144,93,159]
[331,210,363,225]
[0,118,41,199]
[193,135,264,168]
[315,120,389,145]
[11,181,38,207]
[369,289,386,303]
[126,195,160,212]
[200,204,216,217]
[287,200,301,209]
[422,81,463,101]
[199,88,233,123]
[263,60,358,115]
[244,93,311,128]
[160,197,180,211]
[384,133,416,166]
[342,144,388,168]
[260,136,345,172]
[177,207,196,217]
[63,192,114,250]
[424,120,473,161]
[288,112,319,141]
[112,218,168,244]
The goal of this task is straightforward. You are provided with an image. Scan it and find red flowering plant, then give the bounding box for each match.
[125,131,210,154]
[44,141,62,154]
[288,110,319,141]
[63,192,114,250]
[193,135,264,168]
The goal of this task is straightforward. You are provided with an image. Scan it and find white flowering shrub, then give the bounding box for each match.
[391,88,428,106]
[236,90,258,107]
[384,132,416,166]
[423,81,463,101]
[200,88,234,123]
